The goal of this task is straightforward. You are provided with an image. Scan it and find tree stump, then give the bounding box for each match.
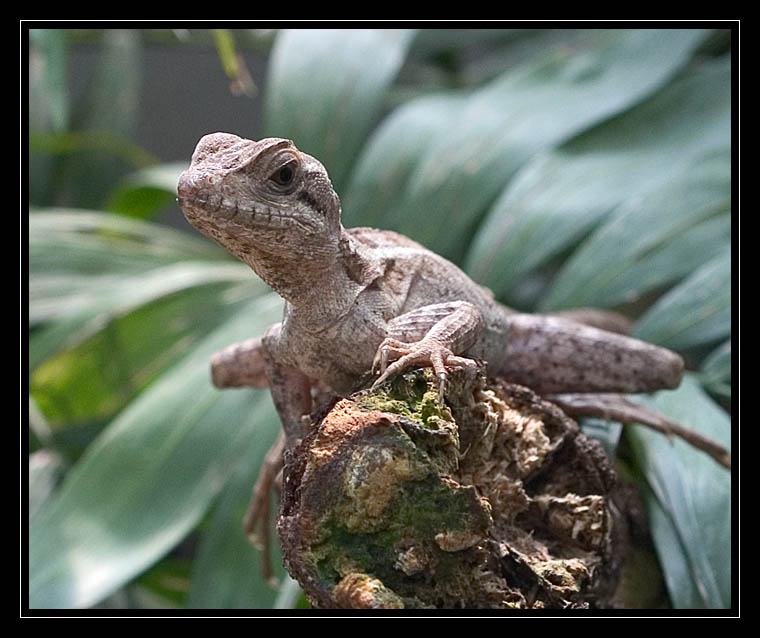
[277,368,628,609]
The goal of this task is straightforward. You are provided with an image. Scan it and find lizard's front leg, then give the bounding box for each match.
[212,324,312,445]
[372,301,484,397]
[259,323,313,449]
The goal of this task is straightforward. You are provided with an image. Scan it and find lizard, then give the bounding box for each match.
[177,132,731,578]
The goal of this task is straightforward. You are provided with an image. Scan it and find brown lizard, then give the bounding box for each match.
[177,133,730,578]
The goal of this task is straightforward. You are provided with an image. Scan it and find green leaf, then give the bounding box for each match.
[55,29,143,208]
[700,340,731,399]
[31,262,251,346]
[29,29,70,132]
[31,276,261,442]
[28,209,265,460]
[538,149,730,311]
[342,93,467,228]
[634,246,731,351]
[410,28,524,58]
[627,375,731,608]
[132,557,192,608]
[29,209,224,282]
[29,29,69,205]
[106,162,186,219]
[643,490,705,609]
[580,417,623,460]
[273,575,306,609]
[348,29,711,262]
[28,130,159,170]
[29,211,252,373]
[466,57,730,304]
[264,28,417,192]
[187,418,287,609]
[29,295,283,609]
[409,29,582,87]
[29,449,66,523]
[28,211,267,466]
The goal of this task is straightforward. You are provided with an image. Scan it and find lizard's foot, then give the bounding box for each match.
[243,431,285,587]
[372,337,479,400]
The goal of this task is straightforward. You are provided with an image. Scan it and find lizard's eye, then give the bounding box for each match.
[269,160,298,188]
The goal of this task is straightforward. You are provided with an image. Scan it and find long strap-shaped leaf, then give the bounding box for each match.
[465,57,730,302]
[29,295,283,609]
[628,375,731,609]
[347,29,711,262]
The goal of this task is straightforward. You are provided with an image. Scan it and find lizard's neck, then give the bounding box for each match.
[249,229,383,329]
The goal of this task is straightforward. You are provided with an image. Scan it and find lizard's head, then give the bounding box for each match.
[177,133,342,269]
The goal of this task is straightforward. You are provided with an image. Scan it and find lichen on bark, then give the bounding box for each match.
[277,368,627,609]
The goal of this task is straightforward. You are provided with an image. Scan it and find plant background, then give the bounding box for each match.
[28,27,733,610]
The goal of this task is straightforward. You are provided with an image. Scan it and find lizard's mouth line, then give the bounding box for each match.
[178,191,317,233]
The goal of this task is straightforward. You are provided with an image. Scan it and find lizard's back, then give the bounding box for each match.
[346,226,500,310]
[346,226,431,252]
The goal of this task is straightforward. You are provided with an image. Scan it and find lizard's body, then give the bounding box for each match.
[262,224,678,401]
[271,226,510,394]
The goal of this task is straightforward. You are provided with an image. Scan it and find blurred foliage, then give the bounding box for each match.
[27,27,733,611]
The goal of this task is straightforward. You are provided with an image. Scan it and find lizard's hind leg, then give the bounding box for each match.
[549,393,731,469]
[243,431,285,586]
[493,314,730,469]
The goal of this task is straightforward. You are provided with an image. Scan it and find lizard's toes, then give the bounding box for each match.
[372,353,417,389]
[372,347,435,389]
[372,337,411,374]
[371,339,477,399]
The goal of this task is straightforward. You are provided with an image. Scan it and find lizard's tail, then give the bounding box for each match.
[495,314,683,396]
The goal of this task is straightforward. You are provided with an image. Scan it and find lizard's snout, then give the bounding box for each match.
[177,169,220,204]
[176,171,201,207]
[177,171,194,201]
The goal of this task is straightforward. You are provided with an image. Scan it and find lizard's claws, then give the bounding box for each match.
[371,337,409,378]
[371,337,478,402]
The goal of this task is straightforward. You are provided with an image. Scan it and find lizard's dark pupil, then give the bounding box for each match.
[273,163,294,185]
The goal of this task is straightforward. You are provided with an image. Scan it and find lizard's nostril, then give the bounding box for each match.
[178,171,219,201]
